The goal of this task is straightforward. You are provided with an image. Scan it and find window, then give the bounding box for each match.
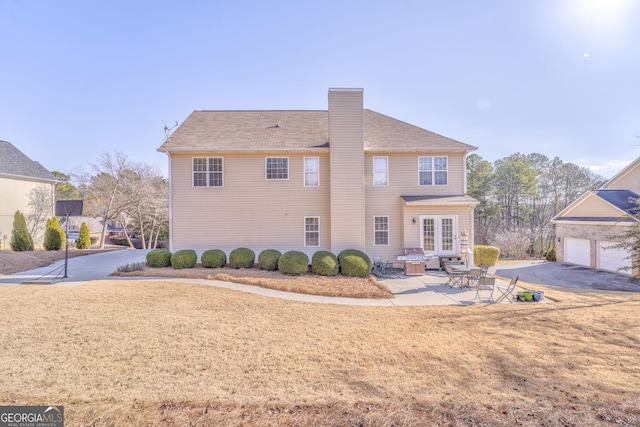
[305,217,319,247]
[374,216,389,245]
[304,157,319,187]
[419,156,448,185]
[193,157,223,187]
[373,156,388,186]
[266,157,289,180]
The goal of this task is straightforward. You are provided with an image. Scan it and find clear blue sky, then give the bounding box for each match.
[1,0,639,179]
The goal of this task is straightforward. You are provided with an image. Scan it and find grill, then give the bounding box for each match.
[397,248,429,275]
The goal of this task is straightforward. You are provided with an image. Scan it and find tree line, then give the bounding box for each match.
[467,153,606,259]
[27,151,168,250]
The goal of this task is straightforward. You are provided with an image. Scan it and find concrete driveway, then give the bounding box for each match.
[494,261,639,292]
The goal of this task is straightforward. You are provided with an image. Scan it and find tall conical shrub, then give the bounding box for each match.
[75,222,91,249]
[44,217,65,250]
[10,210,34,251]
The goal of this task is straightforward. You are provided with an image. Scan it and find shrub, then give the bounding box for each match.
[44,217,65,251]
[474,245,500,267]
[278,251,309,276]
[311,251,339,276]
[338,249,372,278]
[10,210,34,251]
[545,247,557,262]
[75,222,91,249]
[171,249,197,269]
[146,248,172,267]
[202,249,227,268]
[117,262,146,272]
[258,249,281,271]
[229,247,255,269]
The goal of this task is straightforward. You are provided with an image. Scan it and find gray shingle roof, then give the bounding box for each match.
[401,195,479,205]
[596,190,640,215]
[158,110,476,153]
[0,140,56,181]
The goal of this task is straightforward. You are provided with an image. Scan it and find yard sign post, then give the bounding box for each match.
[55,200,83,278]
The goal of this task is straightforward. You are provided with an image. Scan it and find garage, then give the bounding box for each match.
[564,238,591,267]
[597,241,631,274]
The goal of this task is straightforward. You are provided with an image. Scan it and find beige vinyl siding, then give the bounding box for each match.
[363,151,469,261]
[169,152,330,257]
[604,166,640,193]
[0,176,54,248]
[562,195,626,217]
[329,89,366,253]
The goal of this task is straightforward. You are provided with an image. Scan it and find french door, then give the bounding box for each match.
[421,215,457,256]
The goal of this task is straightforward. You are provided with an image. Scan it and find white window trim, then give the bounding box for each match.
[304,156,320,187]
[192,156,224,188]
[374,215,390,246]
[265,156,290,180]
[418,156,448,186]
[373,156,389,186]
[304,216,320,247]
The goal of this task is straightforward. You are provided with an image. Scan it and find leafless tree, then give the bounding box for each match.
[27,184,54,245]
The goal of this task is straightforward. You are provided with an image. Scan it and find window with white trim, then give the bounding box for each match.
[373,156,388,186]
[266,157,289,180]
[304,157,319,187]
[374,216,389,245]
[193,157,223,187]
[305,217,319,247]
[419,156,448,185]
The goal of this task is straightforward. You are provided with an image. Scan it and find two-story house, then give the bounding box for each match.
[158,89,478,267]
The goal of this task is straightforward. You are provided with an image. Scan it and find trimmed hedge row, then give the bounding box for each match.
[145,246,372,277]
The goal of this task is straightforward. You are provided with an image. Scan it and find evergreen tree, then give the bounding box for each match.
[44,217,65,250]
[76,222,91,249]
[10,210,34,251]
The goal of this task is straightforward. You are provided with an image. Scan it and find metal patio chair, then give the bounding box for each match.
[495,276,519,303]
[445,264,465,288]
[467,268,484,288]
[474,276,495,302]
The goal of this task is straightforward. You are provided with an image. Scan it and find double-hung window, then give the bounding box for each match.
[374,216,389,245]
[193,157,223,187]
[266,157,289,180]
[304,157,319,187]
[419,156,448,185]
[373,156,388,186]
[305,217,320,247]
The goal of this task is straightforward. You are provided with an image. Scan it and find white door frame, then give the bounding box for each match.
[419,215,458,256]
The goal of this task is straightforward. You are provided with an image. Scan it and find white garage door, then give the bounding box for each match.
[565,238,590,267]
[597,241,631,274]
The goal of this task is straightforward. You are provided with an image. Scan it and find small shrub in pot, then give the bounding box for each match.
[258,249,281,271]
[278,250,309,276]
[146,248,172,268]
[311,250,339,276]
[229,247,255,269]
[201,249,227,268]
[171,249,197,269]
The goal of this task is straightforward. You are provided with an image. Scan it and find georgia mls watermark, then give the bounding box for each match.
[0,406,63,427]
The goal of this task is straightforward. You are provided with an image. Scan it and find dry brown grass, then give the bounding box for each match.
[115,264,393,299]
[0,280,639,426]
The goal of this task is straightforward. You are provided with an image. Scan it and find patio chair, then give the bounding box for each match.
[474,276,495,302]
[495,276,519,303]
[467,268,483,288]
[445,264,465,288]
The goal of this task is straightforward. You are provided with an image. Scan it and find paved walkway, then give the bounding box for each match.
[0,250,525,306]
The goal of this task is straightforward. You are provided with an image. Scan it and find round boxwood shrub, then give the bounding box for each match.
[311,250,339,276]
[338,249,372,278]
[229,247,255,269]
[278,250,309,276]
[201,249,227,268]
[171,249,197,269]
[146,248,172,268]
[258,249,281,271]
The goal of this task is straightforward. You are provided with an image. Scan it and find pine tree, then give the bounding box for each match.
[76,222,91,249]
[10,210,34,251]
[44,217,65,250]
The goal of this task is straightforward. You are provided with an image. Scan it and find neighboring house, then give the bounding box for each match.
[59,216,124,244]
[158,89,478,267]
[552,157,640,275]
[0,140,56,248]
